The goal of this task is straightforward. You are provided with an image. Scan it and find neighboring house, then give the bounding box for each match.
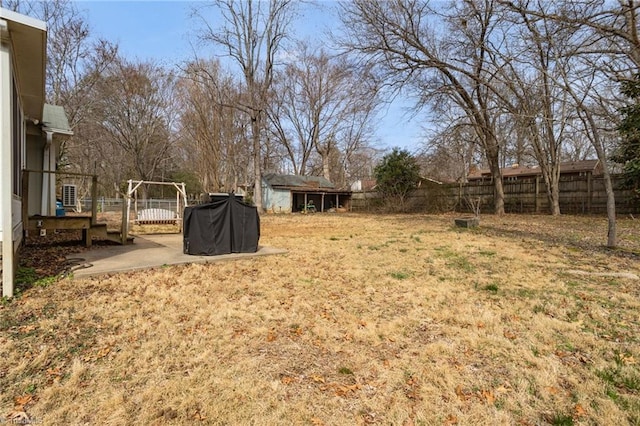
[467,160,603,182]
[262,174,352,213]
[1,8,73,298]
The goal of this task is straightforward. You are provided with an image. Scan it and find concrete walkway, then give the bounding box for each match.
[66,233,287,278]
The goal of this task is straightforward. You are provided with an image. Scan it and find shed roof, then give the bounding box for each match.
[264,174,335,190]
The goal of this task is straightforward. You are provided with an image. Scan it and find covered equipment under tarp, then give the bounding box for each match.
[183,196,260,255]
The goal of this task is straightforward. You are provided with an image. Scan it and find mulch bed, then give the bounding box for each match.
[18,230,116,282]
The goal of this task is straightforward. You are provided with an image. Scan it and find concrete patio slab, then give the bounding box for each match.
[66,233,287,278]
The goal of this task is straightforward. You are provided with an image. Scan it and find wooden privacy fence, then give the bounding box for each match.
[351,174,639,215]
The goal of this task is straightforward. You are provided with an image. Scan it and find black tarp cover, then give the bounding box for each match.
[183,196,260,255]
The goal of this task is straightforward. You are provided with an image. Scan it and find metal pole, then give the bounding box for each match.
[91,175,98,226]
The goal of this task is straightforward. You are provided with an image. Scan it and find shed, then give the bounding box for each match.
[262,174,352,213]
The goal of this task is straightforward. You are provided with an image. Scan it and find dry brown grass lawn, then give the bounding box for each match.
[1,213,639,425]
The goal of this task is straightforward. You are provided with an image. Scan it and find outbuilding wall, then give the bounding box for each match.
[263,186,292,213]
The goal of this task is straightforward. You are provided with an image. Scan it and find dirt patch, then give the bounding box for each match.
[3,213,640,425]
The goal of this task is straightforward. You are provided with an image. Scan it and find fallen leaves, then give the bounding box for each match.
[619,353,636,365]
[232,327,247,338]
[280,376,295,385]
[503,330,518,340]
[8,394,36,424]
[481,389,495,405]
[404,375,421,400]
[574,403,587,418]
[18,324,38,334]
[46,366,64,384]
[82,345,112,362]
[323,383,362,397]
[455,383,511,405]
[444,414,458,425]
[14,394,33,408]
[290,326,303,337]
[554,350,591,365]
[279,373,364,398]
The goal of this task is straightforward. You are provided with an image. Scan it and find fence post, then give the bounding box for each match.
[535,176,540,214]
[587,173,593,214]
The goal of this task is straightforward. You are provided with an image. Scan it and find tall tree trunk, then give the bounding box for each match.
[581,107,616,247]
[322,154,331,181]
[550,184,561,216]
[492,170,505,215]
[251,116,263,212]
[485,139,505,215]
[603,168,617,248]
[539,164,562,216]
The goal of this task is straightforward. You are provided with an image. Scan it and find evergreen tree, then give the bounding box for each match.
[374,148,421,211]
[616,74,640,198]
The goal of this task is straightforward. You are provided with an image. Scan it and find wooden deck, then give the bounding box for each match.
[26,216,132,247]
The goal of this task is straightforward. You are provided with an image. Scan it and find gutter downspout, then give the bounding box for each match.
[40,130,53,216]
[1,19,14,297]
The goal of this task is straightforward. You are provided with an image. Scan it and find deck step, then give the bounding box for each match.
[90,224,134,245]
[105,230,134,245]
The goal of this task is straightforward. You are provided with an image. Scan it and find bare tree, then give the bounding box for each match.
[86,59,177,198]
[503,0,640,72]
[562,123,596,162]
[503,0,640,247]
[268,44,379,183]
[340,0,511,214]
[421,117,483,183]
[4,0,118,202]
[557,67,621,248]
[177,59,251,193]
[496,4,582,215]
[193,0,296,211]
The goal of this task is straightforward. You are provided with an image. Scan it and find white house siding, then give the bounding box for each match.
[1,19,15,297]
[1,8,47,298]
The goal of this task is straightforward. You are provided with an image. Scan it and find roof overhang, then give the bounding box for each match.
[287,187,352,194]
[0,8,47,122]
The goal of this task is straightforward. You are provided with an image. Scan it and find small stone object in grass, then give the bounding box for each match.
[455,217,479,228]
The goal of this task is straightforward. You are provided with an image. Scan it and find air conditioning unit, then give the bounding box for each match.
[62,184,77,207]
